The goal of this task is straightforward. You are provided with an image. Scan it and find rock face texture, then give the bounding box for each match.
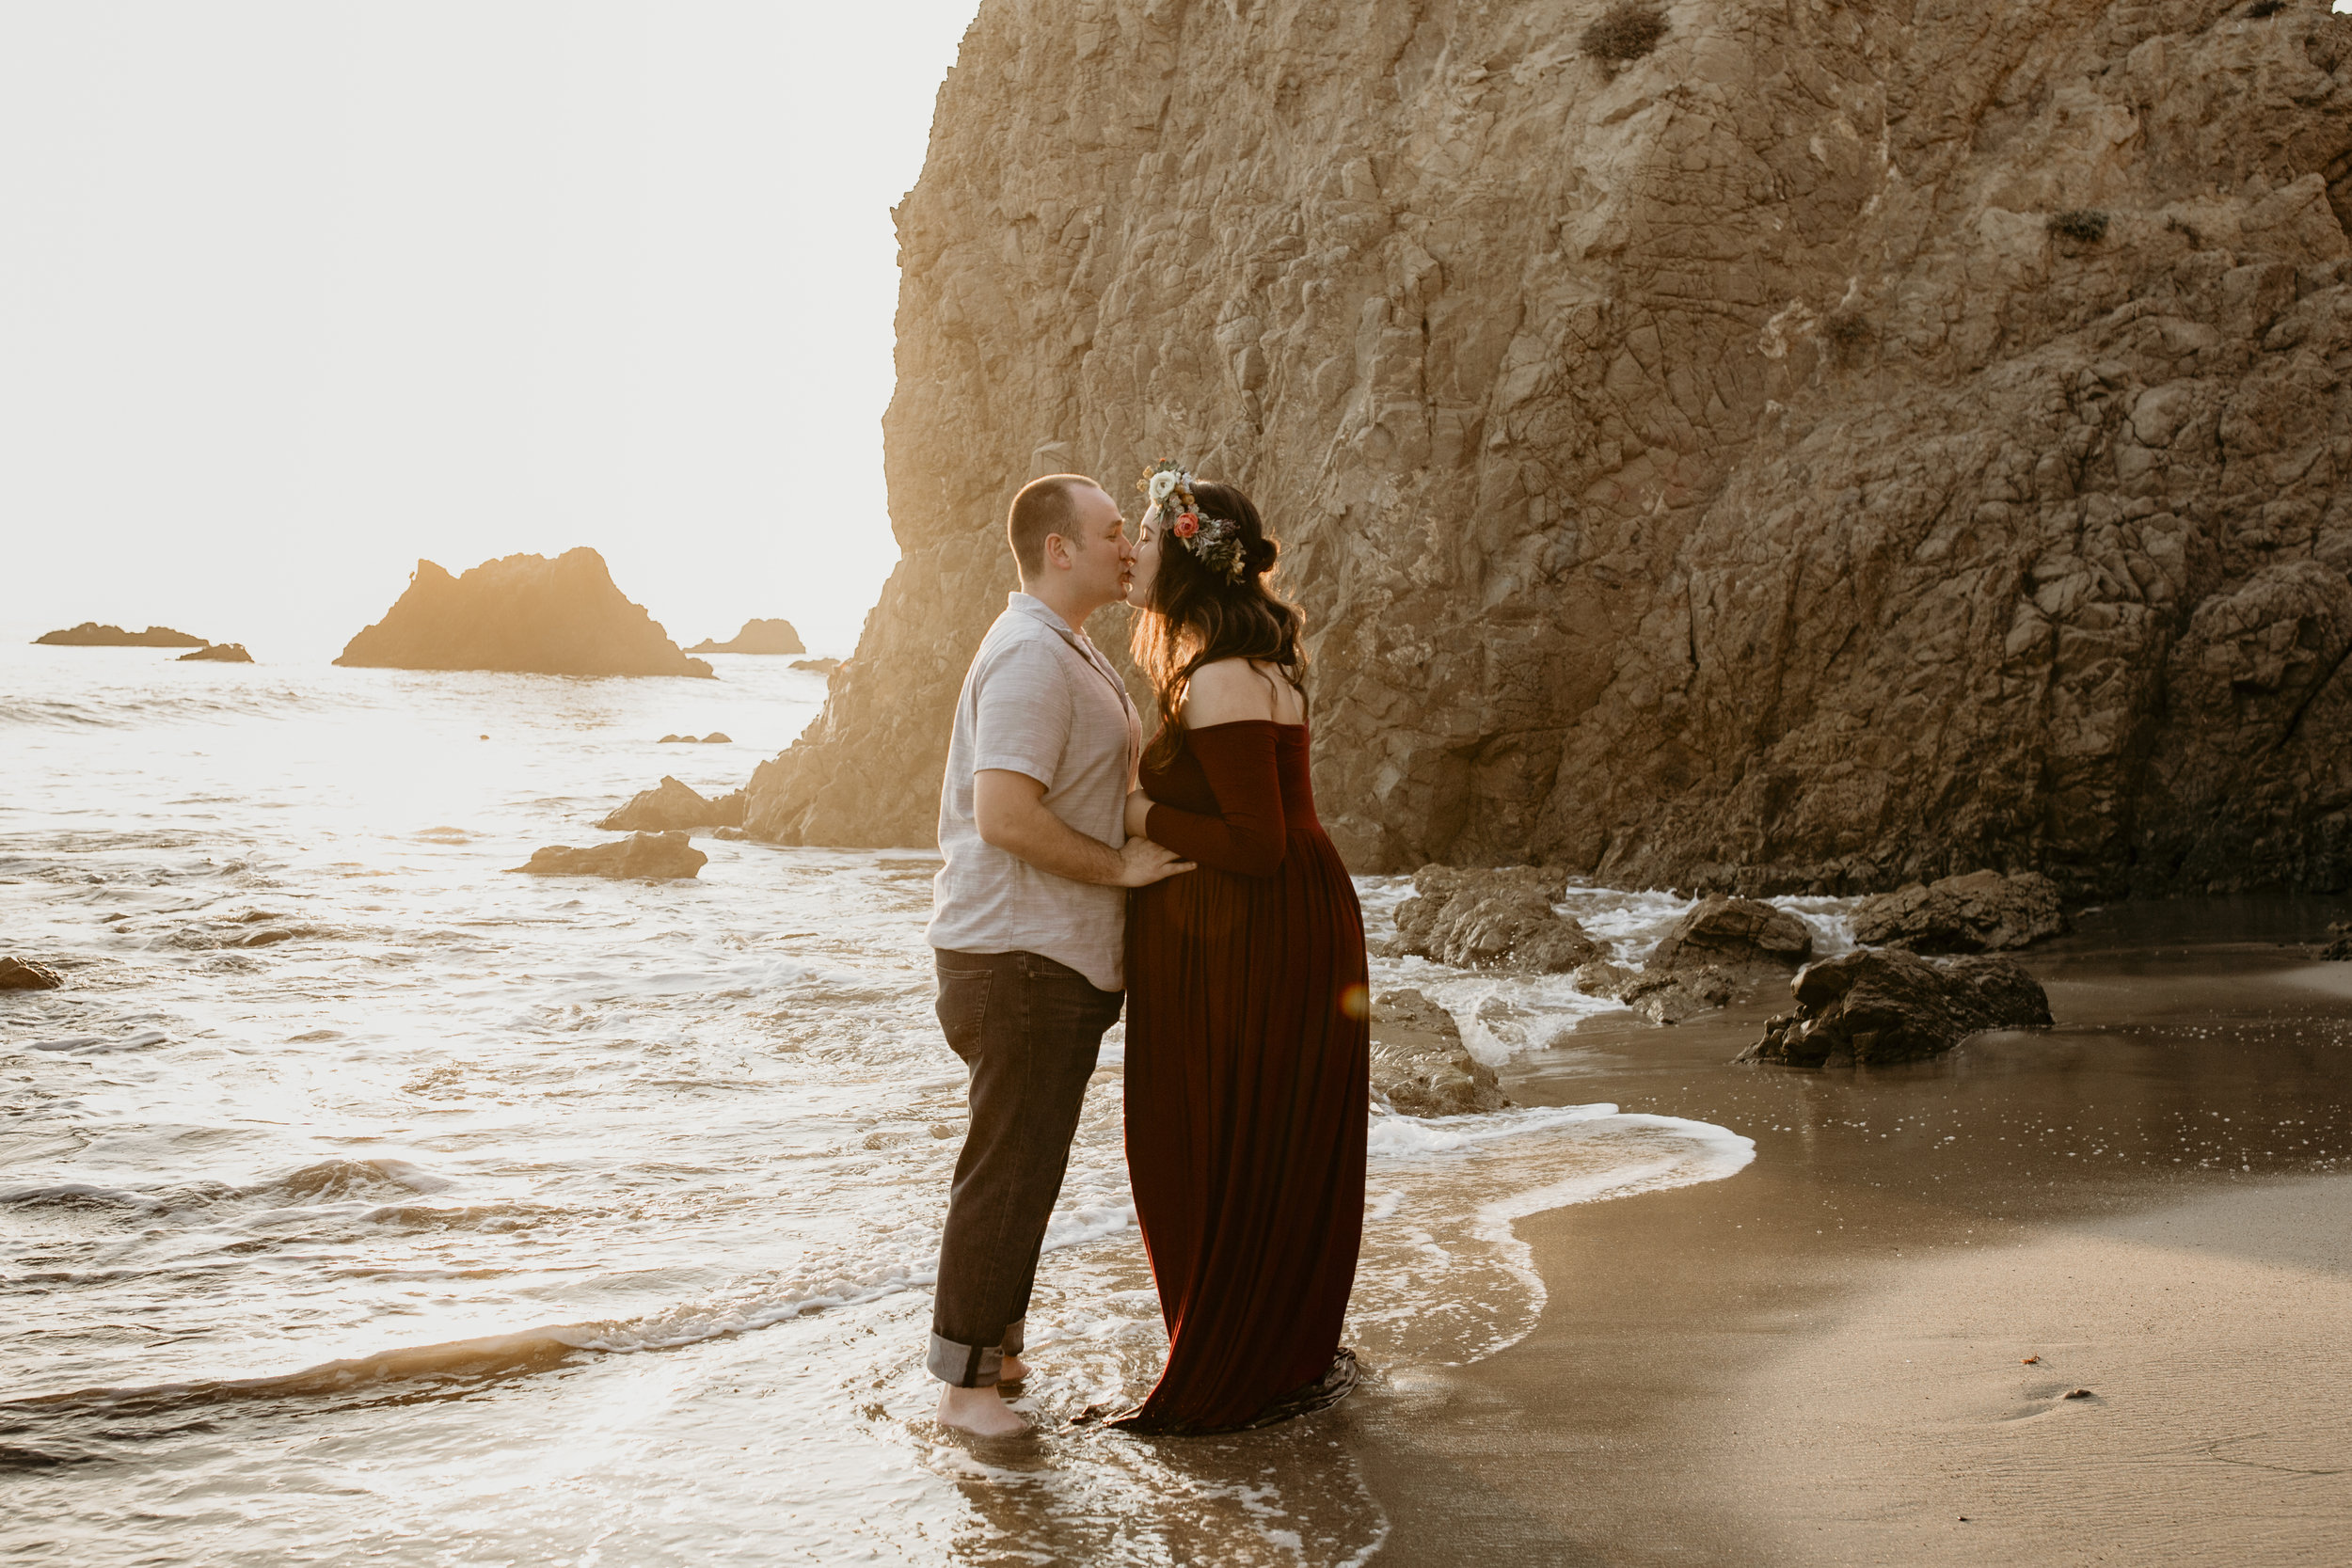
[1368,988,1510,1115]
[1852,868,2068,951]
[745,0,2352,896]
[35,624,206,647]
[1387,865,1600,971]
[596,777,747,833]
[1740,948,2054,1066]
[177,643,254,663]
[509,832,707,880]
[337,550,713,679]
[690,619,805,655]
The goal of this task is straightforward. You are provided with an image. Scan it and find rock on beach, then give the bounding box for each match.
[1386,865,1598,973]
[1650,896,1813,974]
[1851,870,2067,953]
[1573,960,1736,1025]
[1739,949,2054,1068]
[509,832,707,880]
[1368,988,1508,1116]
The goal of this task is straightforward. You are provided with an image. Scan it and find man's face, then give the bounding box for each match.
[1053,483,1135,610]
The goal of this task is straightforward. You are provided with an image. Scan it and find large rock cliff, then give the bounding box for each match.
[747,0,2352,895]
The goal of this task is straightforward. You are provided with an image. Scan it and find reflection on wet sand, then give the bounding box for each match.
[1348,901,2352,1567]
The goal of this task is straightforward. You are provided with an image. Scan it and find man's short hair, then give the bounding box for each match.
[1008,474,1097,578]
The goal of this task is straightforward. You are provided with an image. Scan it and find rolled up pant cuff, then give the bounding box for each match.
[927,1321,1025,1388]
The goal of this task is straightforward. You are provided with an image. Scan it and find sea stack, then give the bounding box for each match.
[177,643,255,663]
[689,619,805,655]
[34,624,208,648]
[336,549,714,678]
[742,0,2352,900]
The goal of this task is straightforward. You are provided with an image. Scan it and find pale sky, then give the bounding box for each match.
[1,2,983,660]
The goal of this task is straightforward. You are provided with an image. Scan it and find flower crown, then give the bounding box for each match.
[1137,461,1248,583]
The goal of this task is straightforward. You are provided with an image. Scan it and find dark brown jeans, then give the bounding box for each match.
[926,947,1124,1387]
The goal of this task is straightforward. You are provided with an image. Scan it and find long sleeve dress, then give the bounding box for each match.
[1116,720,1370,1433]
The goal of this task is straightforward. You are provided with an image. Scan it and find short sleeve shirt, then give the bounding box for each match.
[926,594,1142,991]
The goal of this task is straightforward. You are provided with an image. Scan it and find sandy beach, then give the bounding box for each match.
[1346,902,2352,1566]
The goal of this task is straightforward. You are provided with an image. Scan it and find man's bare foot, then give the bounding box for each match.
[938,1384,1027,1437]
[998,1353,1028,1384]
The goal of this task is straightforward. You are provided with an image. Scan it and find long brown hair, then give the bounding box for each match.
[1130,481,1307,765]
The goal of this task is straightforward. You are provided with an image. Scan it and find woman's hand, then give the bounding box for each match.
[1124,787,1155,839]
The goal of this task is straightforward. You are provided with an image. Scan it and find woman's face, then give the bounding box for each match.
[1125,508,1165,607]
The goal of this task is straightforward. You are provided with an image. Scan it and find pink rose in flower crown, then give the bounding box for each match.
[1173,513,1199,538]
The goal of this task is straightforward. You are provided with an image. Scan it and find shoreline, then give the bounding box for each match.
[1342,911,2352,1565]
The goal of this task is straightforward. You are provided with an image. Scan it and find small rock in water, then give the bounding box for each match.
[659,734,688,743]
[509,831,707,880]
[701,732,732,745]
[1368,988,1508,1116]
[1385,865,1597,973]
[176,642,255,663]
[789,657,842,674]
[1738,948,2052,1067]
[597,776,746,832]
[711,826,748,841]
[1573,958,1736,1024]
[1651,895,1812,974]
[0,957,66,990]
[689,618,804,656]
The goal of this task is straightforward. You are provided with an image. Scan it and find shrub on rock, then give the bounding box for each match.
[2048,208,2111,243]
[1581,2,1667,63]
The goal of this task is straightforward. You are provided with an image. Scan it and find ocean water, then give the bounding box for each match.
[0,644,1779,1564]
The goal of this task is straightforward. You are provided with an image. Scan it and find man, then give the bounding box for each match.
[925,472,1193,1436]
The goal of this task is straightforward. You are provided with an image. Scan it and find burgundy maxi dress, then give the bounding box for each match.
[1118,720,1370,1433]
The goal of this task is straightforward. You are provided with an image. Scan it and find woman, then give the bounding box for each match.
[1111,464,1369,1433]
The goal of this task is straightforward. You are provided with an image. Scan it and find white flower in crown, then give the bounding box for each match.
[1149,469,1180,502]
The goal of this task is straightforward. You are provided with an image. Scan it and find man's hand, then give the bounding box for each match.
[975,768,1192,887]
[1114,835,1194,888]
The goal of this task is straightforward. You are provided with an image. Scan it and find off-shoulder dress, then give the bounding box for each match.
[1116,720,1370,1433]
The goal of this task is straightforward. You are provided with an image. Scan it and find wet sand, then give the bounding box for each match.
[1343,898,2352,1565]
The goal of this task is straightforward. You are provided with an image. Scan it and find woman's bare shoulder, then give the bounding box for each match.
[1182,658,1299,726]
